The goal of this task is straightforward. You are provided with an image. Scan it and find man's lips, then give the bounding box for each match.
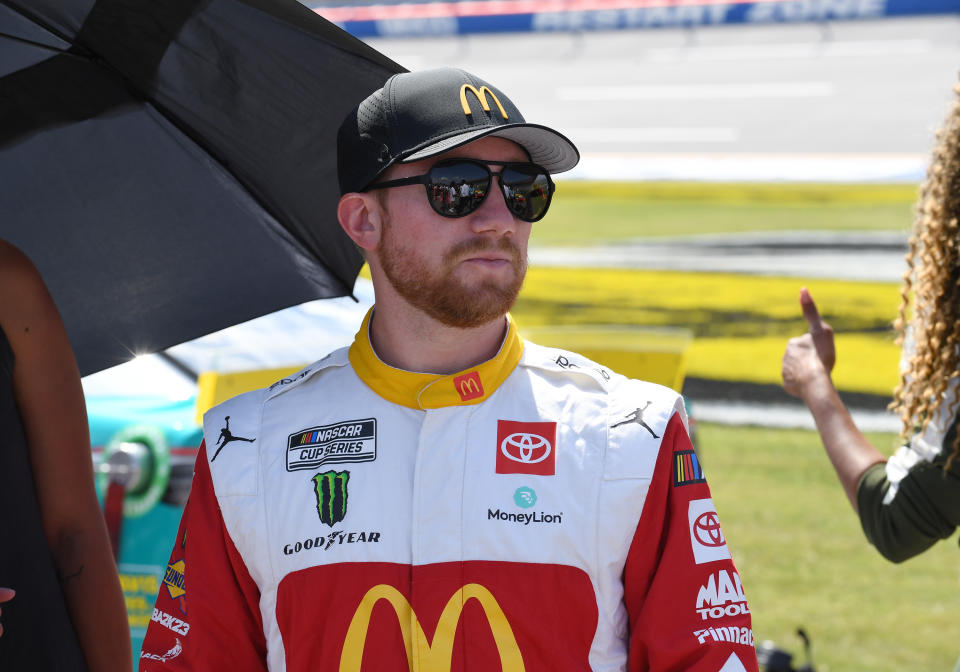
[444,237,522,267]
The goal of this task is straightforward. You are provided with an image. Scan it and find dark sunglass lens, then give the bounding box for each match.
[501,165,552,221]
[427,161,490,217]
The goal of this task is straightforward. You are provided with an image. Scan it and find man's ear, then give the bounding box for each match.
[337,193,383,251]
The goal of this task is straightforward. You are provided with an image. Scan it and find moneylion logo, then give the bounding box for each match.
[459,84,509,119]
[340,583,525,672]
[312,470,349,527]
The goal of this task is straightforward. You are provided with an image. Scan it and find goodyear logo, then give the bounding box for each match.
[313,470,350,527]
[163,560,186,600]
[340,583,524,671]
[459,84,509,120]
[287,419,376,472]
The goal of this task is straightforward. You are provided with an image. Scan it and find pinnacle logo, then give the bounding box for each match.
[312,470,349,527]
[459,84,509,119]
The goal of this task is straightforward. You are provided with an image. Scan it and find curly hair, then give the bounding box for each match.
[891,78,960,470]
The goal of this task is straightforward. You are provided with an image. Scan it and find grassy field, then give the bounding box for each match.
[536,182,916,245]
[702,422,960,672]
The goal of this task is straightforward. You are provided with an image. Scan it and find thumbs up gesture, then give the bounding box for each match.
[782,288,836,398]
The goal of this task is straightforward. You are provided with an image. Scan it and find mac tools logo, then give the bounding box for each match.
[696,570,749,621]
[495,420,557,476]
[688,498,731,565]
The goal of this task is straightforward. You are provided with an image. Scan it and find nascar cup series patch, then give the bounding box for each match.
[287,419,376,471]
[495,420,557,476]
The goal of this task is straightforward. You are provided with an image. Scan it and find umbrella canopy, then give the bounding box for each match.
[0,0,403,375]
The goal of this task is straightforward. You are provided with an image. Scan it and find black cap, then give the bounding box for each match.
[337,67,580,195]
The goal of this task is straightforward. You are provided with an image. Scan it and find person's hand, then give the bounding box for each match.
[782,288,835,398]
[0,587,15,638]
[799,287,835,372]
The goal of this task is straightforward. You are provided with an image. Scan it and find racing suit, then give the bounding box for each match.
[140,312,759,671]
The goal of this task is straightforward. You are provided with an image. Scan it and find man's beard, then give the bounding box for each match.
[378,216,526,329]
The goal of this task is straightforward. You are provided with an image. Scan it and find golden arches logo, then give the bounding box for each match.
[459,85,509,120]
[453,371,484,401]
[339,583,525,672]
[460,378,479,396]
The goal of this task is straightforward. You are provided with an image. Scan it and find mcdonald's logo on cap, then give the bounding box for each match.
[453,370,484,401]
[460,84,509,120]
[339,583,525,672]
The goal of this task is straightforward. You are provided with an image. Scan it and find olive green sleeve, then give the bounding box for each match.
[857,454,960,563]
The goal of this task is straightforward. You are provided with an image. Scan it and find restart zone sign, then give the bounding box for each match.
[318,0,960,38]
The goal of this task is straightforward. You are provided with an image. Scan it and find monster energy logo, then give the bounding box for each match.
[312,470,349,527]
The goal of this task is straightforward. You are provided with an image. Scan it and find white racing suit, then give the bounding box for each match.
[140,312,758,672]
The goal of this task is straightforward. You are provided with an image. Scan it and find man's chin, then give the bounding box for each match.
[425,280,521,329]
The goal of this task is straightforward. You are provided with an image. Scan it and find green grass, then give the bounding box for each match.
[535,182,916,245]
[703,422,960,672]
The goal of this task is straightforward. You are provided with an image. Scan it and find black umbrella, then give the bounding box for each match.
[0,0,403,375]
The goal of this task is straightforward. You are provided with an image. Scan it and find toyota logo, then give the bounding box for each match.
[693,512,725,547]
[500,432,552,464]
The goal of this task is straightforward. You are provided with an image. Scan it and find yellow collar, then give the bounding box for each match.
[348,309,523,410]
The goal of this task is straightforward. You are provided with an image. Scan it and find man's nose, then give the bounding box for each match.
[469,182,518,236]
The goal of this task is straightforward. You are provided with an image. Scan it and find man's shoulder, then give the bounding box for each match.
[519,339,680,402]
[199,347,355,498]
[519,339,687,457]
[203,346,352,422]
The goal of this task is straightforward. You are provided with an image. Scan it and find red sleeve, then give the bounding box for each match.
[624,414,759,672]
[139,441,268,671]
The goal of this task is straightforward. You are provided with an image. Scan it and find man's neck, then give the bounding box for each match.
[367,299,508,375]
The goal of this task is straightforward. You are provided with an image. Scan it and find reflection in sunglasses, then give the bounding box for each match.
[367,158,554,222]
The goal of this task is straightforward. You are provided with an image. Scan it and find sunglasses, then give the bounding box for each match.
[366,158,555,223]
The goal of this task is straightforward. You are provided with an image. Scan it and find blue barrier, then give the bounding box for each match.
[318,0,960,39]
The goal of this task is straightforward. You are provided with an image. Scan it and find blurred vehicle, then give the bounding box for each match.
[90,394,200,661]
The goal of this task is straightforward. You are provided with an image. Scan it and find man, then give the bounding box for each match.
[140,68,758,671]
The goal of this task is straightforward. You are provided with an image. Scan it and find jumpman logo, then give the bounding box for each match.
[611,401,660,438]
[210,416,254,462]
